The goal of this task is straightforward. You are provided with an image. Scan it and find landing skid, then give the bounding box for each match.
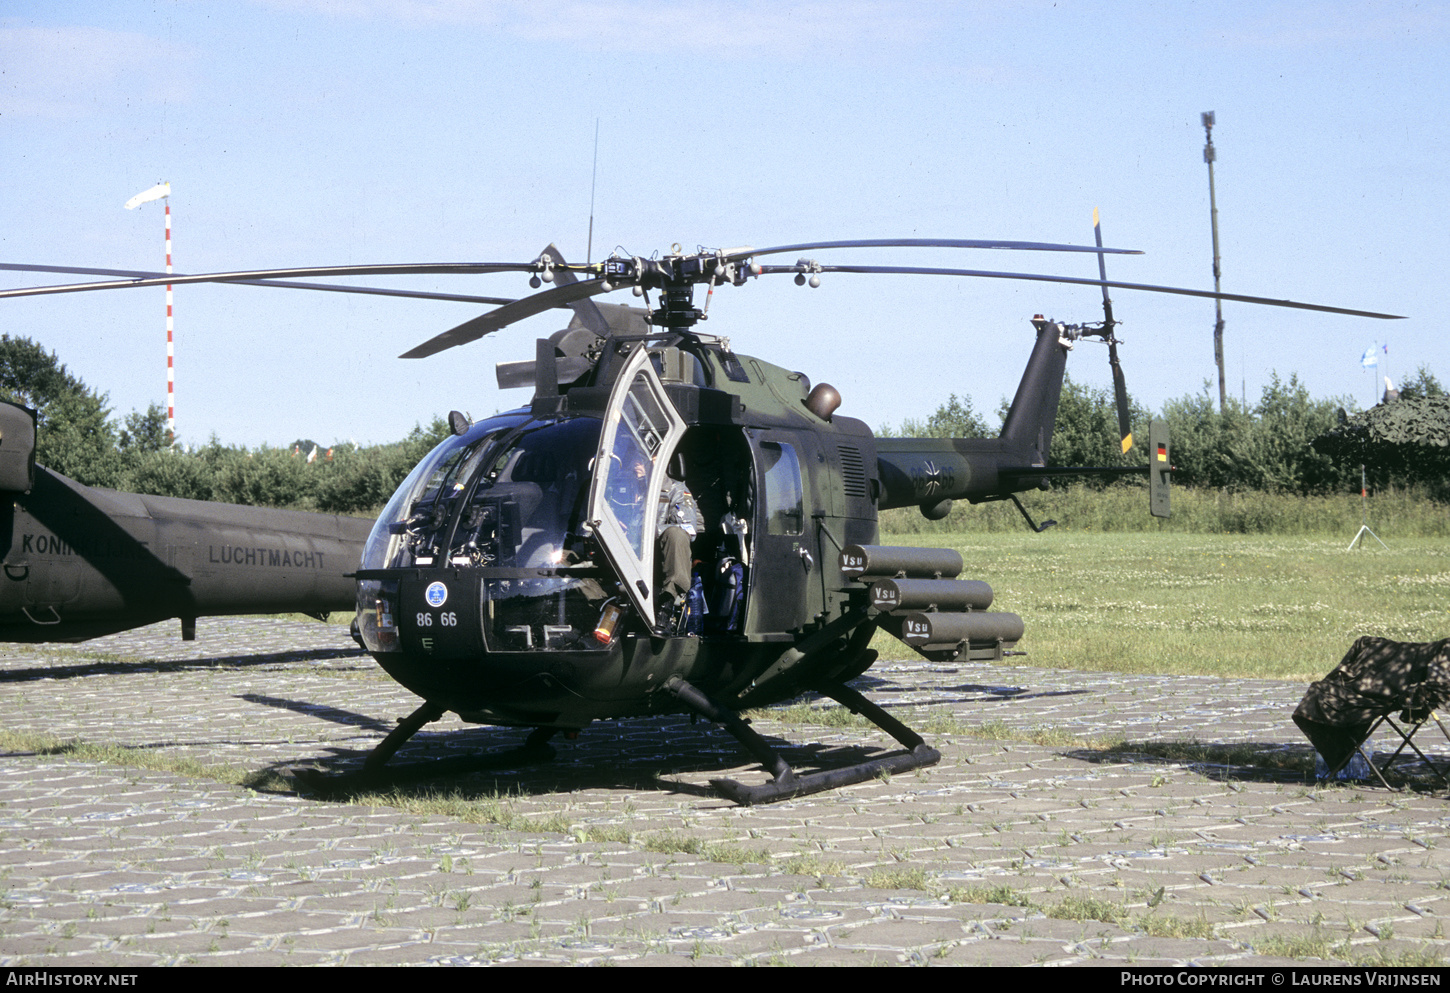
[292,701,557,794]
[663,676,941,806]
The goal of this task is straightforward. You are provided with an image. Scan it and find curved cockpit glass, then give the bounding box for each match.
[360,410,531,575]
[451,416,601,570]
[356,411,610,654]
[466,417,606,651]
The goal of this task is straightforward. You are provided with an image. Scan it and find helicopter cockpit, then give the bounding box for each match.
[355,343,757,663]
[356,411,607,655]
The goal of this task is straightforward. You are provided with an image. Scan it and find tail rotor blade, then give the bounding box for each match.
[1093,208,1115,325]
[1108,337,1133,454]
[1095,210,1132,455]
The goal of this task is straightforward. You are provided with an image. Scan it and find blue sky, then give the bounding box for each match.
[1,1,1443,448]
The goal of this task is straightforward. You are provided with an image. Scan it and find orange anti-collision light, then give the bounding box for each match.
[593,602,623,644]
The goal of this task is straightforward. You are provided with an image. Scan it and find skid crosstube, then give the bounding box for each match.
[293,700,558,794]
[663,675,941,806]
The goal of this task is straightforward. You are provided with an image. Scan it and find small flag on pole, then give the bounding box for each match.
[1360,346,1379,370]
[124,182,171,210]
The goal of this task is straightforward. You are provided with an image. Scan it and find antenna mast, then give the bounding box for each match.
[1202,112,1226,414]
[587,119,599,264]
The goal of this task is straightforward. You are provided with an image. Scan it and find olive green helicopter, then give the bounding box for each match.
[0,225,1402,803]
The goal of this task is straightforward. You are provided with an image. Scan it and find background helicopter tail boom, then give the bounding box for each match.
[0,465,371,642]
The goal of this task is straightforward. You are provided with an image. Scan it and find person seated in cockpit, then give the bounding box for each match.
[658,464,703,598]
[606,450,651,548]
[604,450,701,633]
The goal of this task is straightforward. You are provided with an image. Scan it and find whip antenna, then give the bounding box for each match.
[587,119,599,264]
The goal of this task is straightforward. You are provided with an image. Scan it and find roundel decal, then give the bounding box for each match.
[424,581,449,608]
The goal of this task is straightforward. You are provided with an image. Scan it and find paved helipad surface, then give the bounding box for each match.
[0,616,1447,967]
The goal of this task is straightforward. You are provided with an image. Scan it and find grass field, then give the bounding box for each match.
[869,530,1450,681]
[880,484,1450,536]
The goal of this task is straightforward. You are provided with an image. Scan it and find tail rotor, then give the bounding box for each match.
[1091,209,1170,518]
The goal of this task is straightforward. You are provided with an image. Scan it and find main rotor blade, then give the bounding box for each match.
[400,278,616,358]
[758,265,1405,319]
[0,262,537,300]
[728,238,1143,262]
[0,263,516,306]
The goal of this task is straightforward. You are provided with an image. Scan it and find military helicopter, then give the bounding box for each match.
[0,230,1402,803]
[0,398,371,642]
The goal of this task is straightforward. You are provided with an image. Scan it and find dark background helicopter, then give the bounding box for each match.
[0,397,371,643]
[0,232,1402,803]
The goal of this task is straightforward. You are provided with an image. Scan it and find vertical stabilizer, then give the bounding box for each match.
[998,317,1072,464]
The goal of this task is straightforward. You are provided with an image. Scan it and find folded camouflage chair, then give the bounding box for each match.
[1293,636,1450,787]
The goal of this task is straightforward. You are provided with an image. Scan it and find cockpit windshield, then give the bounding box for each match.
[357,348,693,655]
[356,412,610,655]
[456,417,607,652]
[360,410,530,574]
[448,417,601,569]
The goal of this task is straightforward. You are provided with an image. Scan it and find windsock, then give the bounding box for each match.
[124,182,170,210]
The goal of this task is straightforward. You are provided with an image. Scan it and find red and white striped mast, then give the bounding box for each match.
[124,181,174,442]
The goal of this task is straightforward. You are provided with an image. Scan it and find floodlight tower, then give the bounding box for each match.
[124,181,174,442]
[1202,112,1226,414]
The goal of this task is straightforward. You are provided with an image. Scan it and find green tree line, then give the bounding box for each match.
[3,334,1443,515]
[881,367,1447,499]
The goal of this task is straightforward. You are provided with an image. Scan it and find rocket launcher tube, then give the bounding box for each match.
[869,578,993,613]
[899,611,1025,648]
[839,544,964,580]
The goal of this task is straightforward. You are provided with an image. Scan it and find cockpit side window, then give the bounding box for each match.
[596,370,678,560]
[620,377,669,460]
[760,441,804,535]
[603,430,651,560]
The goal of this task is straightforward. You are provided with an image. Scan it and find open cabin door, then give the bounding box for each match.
[585,345,687,627]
